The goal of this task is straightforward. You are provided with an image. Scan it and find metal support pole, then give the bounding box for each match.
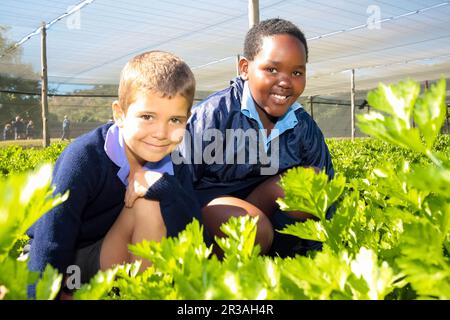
[350,69,355,140]
[248,0,259,28]
[41,21,50,147]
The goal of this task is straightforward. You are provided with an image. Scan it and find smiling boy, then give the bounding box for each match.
[27,51,203,297]
[181,18,334,257]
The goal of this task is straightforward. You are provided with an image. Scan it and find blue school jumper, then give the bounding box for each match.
[180,77,334,257]
[27,123,205,293]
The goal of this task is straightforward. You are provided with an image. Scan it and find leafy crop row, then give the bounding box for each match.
[0,143,67,177]
[0,79,448,300]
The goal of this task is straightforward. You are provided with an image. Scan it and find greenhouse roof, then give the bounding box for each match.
[1,0,450,96]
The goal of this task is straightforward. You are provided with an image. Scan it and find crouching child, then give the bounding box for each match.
[27,51,206,298]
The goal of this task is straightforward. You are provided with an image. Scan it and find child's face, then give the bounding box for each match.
[240,34,307,118]
[113,90,190,166]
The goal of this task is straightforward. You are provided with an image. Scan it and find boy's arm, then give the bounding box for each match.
[126,168,209,242]
[124,170,162,208]
[126,170,195,211]
[146,169,208,241]
[27,147,97,295]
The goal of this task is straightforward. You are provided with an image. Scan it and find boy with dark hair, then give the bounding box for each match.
[27,51,203,298]
[181,18,334,257]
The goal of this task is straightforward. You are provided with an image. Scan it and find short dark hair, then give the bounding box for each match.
[243,18,308,62]
[119,51,196,110]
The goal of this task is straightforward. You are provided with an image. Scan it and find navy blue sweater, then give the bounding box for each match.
[182,77,334,206]
[27,123,204,278]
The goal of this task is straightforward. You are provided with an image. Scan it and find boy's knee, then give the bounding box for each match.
[129,198,163,220]
[129,198,167,238]
[131,197,160,209]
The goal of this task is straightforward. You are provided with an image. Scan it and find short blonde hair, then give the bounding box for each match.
[118,51,196,110]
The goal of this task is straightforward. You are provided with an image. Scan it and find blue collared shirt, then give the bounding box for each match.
[104,124,174,186]
[240,81,302,151]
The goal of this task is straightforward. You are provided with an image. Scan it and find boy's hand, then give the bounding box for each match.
[125,170,163,208]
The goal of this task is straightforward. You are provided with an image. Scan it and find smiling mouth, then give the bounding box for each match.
[271,93,290,102]
[144,142,170,149]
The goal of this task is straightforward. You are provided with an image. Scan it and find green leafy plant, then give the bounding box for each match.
[272,78,449,299]
[0,164,68,300]
[1,77,449,300]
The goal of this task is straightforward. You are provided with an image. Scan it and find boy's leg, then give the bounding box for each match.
[100,198,166,272]
[245,175,283,219]
[245,172,317,220]
[202,196,274,255]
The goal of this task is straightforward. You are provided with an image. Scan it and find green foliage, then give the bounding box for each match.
[0,143,67,177]
[327,135,449,180]
[279,218,327,243]
[0,164,68,261]
[0,78,449,300]
[0,256,37,300]
[408,165,450,198]
[277,167,346,220]
[73,216,402,300]
[357,78,446,161]
[0,164,68,300]
[396,215,450,299]
[272,78,449,299]
[125,220,214,300]
[35,265,63,300]
[281,246,397,300]
[413,80,447,150]
[216,215,261,261]
[9,234,29,260]
[74,267,120,300]
[358,80,425,153]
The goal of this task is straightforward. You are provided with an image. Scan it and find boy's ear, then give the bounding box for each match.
[238,57,249,80]
[112,100,125,127]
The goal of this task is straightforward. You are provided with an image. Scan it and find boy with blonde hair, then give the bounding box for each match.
[27,51,203,297]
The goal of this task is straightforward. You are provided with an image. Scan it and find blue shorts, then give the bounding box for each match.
[73,238,103,284]
[268,210,322,257]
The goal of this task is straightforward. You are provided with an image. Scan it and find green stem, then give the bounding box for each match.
[425,150,443,168]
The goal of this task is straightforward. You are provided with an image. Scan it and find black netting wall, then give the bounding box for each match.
[0,91,209,141]
[299,94,450,138]
[301,100,369,138]
[1,91,449,142]
[0,92,113,141]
